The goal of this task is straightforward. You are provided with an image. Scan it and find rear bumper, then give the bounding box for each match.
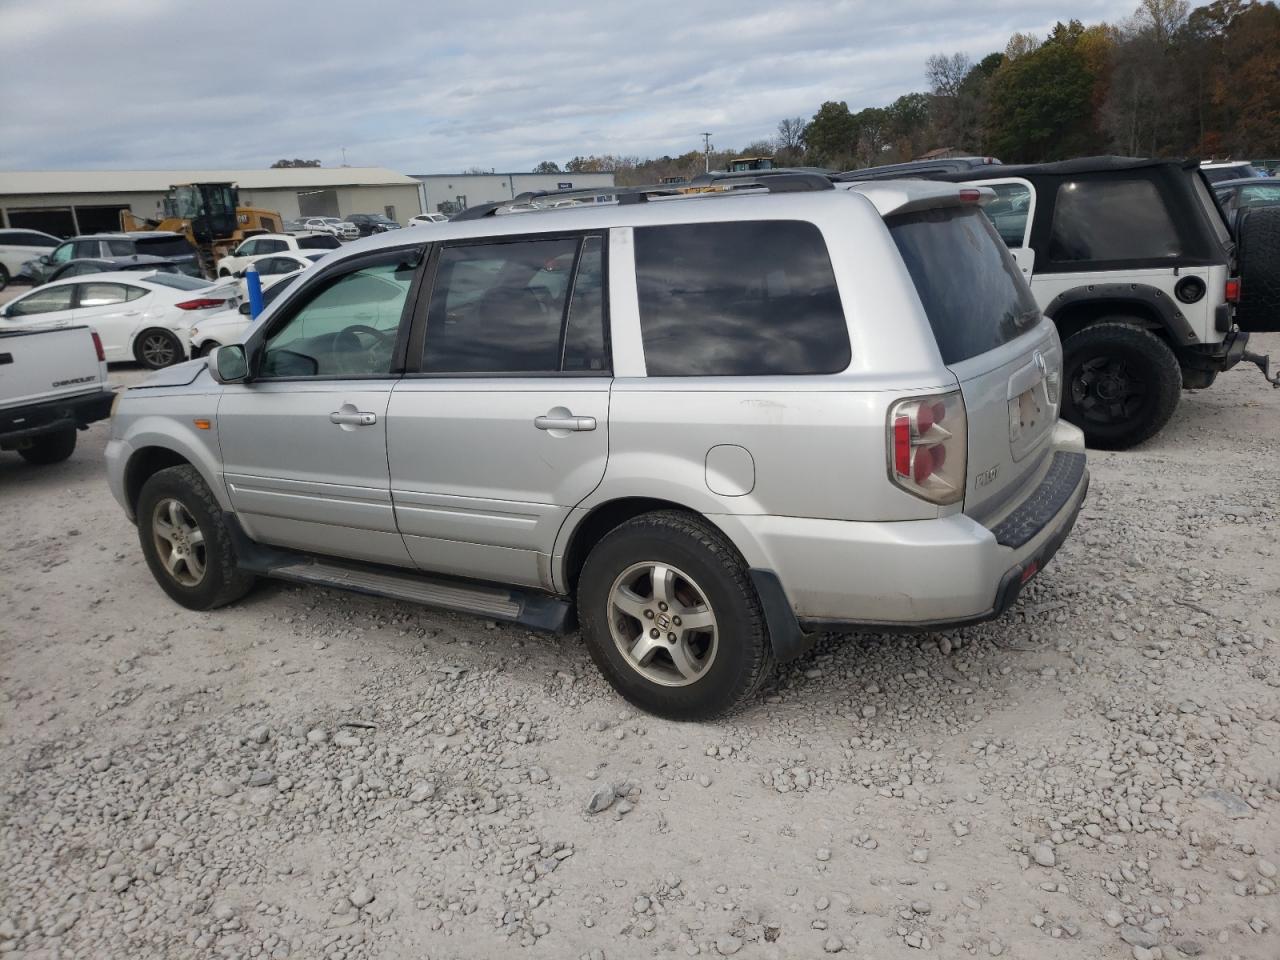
[716,423,1089,660]
[0,388,114,446]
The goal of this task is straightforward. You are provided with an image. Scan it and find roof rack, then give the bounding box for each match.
[450,173,834,221]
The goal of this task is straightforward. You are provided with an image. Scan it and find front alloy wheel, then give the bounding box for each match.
[608,561,718,686]
[151,498,206,586]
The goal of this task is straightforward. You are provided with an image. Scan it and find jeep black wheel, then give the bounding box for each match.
[1236,206,1280,333]
[136,465,255,610]
[577,510,773,720]
[1062,322,1182,450]
[17,428,76,465]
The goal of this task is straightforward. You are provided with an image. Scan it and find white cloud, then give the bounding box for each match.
[0,0,1139,172]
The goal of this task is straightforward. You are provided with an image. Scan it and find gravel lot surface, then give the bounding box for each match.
[2,340,1278,960]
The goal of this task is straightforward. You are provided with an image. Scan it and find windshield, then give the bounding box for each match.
[133,235,196,257]
[889,205,1040,364]
[143,273,211,290]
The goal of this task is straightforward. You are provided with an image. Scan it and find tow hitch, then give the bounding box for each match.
[1242,350,1280,388]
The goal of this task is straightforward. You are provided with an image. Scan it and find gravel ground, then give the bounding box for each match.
[2,342,1278,960]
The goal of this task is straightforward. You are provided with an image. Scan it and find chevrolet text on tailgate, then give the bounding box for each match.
[105,175,1089,719]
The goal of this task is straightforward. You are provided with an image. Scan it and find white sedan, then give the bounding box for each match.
[408,213,449,226]
[240,251,328,289]
[0,271,240,368]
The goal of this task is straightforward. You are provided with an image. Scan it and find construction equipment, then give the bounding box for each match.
[120,183,283,278]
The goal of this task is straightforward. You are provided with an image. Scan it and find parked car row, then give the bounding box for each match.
[0,271,242,368]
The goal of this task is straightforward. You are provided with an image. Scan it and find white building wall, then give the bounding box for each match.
[414,173,616,214]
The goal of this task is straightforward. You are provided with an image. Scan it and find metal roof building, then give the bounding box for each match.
[412,172,617,217]
[0,167,424,237]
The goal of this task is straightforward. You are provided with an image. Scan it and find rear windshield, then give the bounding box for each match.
[297,234,341,250]
[132,235,196,257]
[889,206,1040,364]
[143,273,210,291]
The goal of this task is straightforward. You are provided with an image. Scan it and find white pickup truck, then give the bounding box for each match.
[1,325,115,464]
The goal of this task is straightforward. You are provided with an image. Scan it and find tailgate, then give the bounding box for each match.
[949,321,1061,519]
[888,204,1057,519]
[0,326,105,409]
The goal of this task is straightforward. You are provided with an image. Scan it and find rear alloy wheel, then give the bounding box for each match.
[577,510,772,720]
[1062,321,1182,450]
[134,328,184,368]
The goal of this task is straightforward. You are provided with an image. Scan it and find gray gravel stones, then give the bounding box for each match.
[348,885,374,909]
[207,777,236,798]
[586,785,615,814]
[1031,842,1056,867]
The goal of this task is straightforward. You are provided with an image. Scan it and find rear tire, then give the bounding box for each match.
[17,428,76,465]
[134,328,184,368]
[1061,321,1182,450]
[577,510,773,720]
[136,465,255,610]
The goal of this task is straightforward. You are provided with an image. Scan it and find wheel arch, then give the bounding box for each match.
[122,441,226,520]
[1046,284,1199,348]
[556,496,742,597]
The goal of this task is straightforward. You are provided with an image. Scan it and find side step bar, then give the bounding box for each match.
[226,516,573,632]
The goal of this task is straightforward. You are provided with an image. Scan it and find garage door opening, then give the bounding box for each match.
[297,189,339,218]
[75,205,130,234]
[7,208,76,238]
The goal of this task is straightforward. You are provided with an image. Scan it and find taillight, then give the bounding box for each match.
[887,391,967,505]
[90,331,105,362]
[175,298,227,311]
[1225,278,1241,303]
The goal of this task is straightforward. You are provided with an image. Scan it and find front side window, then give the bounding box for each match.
[77,282,130,307]
[50,242,74,264]
[420,235,607,374]
[259,239,288,254]
[982,182,1032,247]
[7,285,74,316]
[72,239,102,259]
[634,220,849,377]
[260,249,421,378]
[297,235,341,250]
[236,240,258,257]
[1049,179,1180,262]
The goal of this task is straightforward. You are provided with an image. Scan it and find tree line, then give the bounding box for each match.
[533,0,1277,184]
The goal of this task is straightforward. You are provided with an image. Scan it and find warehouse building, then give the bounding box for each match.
[412,172,616,216]
[0,167,424,238]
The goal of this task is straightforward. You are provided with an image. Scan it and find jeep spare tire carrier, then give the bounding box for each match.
[1235,206,1280,333]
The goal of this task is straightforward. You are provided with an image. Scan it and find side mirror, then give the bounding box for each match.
[238,301,252,316]
[234,270,244,278]
[209,344,249,384]
[39,254,51,265]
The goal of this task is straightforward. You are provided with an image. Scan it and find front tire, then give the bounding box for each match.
[1061,321,1182,450]
[136,465,255,610]
[17,428,76,465]
[134,328,184,368]
[577,511,772,720]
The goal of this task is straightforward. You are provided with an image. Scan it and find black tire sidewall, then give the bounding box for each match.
[578,519,767,720]
[134,329,184,368]
[1236,206,1280,333]
[17,428,76,464]
[137,467,242,610]
[0,265,9,290]
[1062,323,1181,450]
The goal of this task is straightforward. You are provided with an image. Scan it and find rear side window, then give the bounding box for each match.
[106,239,134,256]
[634,220,849,376]
[297,235,341,250]
[77,282,130,307]
[421,235,608,374]
[143,273,210,291]
[889,206,1040,365]
[1049,179,1180,262]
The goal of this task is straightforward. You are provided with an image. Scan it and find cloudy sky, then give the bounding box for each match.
[0,0,1138,173]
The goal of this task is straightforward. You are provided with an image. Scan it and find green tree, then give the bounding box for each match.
[986,24,1098,160]
[533,160,560,173]
[804,101,857,167]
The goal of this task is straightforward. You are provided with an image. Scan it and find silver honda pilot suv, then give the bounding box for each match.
[106,175,1088,719]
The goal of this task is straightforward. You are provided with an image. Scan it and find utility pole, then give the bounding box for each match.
[700,132,712,172]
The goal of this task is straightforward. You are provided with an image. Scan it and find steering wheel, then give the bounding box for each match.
[341,323,395,346]
[333,324,396,373]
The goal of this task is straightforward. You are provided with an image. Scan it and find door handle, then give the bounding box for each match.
[330,410,377,426]
[534,414,596,432]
